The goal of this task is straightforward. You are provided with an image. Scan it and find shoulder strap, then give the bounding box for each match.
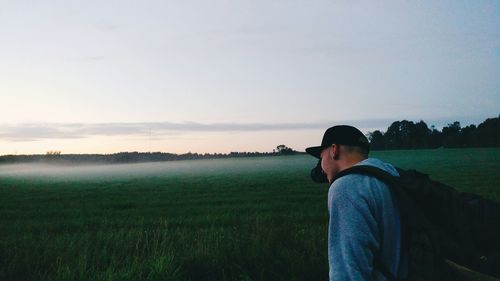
[374,257,400,281]
[332,165,400,185]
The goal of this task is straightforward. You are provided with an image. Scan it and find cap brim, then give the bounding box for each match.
[305,146,323,158]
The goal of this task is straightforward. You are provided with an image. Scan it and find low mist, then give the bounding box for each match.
[0,156,315,182]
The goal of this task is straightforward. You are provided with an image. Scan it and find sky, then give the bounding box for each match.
[0,0,499,155]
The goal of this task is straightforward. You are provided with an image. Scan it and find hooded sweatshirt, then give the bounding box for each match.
[328,158,404,281]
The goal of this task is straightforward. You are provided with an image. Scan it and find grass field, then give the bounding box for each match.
[1,148,499,281]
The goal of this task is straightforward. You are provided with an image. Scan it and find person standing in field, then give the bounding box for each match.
[306,125,405,281]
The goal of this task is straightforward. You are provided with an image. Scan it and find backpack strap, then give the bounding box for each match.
[332,165,399,185]
[374,257,400,281]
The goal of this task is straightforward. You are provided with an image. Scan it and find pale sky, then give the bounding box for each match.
[1,0,499,155]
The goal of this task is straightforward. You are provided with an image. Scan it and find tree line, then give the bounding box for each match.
[368,115,499,150]
[0,116,497,165]
[0,150,301,165]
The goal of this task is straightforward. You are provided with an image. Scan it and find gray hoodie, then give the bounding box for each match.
[328,158,404,281]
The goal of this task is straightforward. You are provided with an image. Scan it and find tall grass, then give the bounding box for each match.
[0,148,499,280]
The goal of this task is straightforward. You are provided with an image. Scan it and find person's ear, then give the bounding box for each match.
[331,144,340,160]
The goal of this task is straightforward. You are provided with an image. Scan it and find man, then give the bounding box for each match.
[306,125,405,281]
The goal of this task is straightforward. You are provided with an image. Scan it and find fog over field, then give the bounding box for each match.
[0,155,317,182]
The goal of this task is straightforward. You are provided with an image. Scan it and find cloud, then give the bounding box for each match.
[97,24,120,31]
[83,55,107,61]
[0,120,394,142]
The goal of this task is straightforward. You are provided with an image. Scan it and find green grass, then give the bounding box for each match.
[0,148,499,281]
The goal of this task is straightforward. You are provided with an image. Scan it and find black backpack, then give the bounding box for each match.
[332,165,500,281]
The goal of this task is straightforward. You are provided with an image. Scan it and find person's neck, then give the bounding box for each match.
[337,156,367,172]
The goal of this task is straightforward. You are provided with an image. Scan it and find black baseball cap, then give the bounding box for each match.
[305,125,370,158]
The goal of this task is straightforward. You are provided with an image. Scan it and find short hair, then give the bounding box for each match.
[340,145,369,158]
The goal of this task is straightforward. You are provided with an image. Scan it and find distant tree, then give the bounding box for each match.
[385,121,403,149]
[429,125,443,148]
[414,120,431,149]
[442,121,461,148]
[385,120,417,149]
[368,130,386,150]
[276,144,295,155]
[459,124,478,147]
[361,116,497,151]
[46,150,61,156]
[476,116,500,147]
[400,120,418,149]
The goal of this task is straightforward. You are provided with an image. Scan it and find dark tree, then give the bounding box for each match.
[414,120,431,149]
[368,130,386,150]
[276,144,295,155]
[367,115,498,150]
[442,122,461,148]
[385,120,417,149]
[385,121,403,149]
[476,116,500,147]
[459,125,478,147]
[429,125,443,148]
